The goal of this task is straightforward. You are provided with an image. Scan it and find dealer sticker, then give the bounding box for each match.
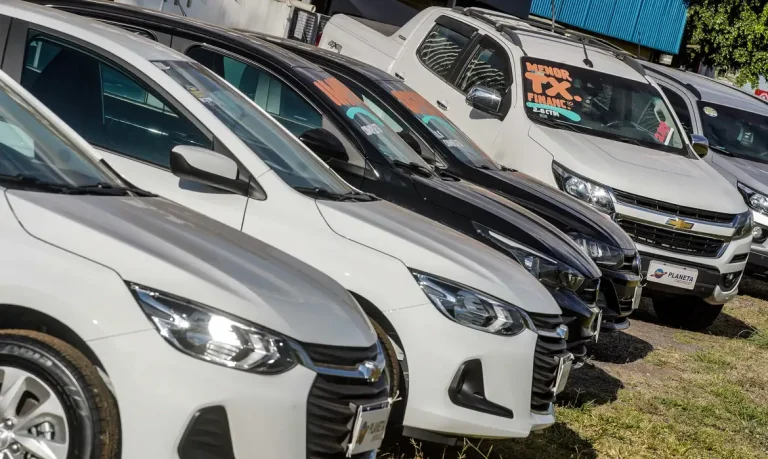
[703,106,718,117]
[647,261,698,290]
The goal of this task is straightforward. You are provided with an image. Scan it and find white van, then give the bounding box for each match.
[320,6,754,330]
[0,68,389,458]
[0,0,570,444]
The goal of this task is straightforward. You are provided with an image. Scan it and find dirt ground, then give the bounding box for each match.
[383,277,768,459]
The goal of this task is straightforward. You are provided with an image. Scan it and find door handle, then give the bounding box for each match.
[436,100,449,110]
[395,72,406,81]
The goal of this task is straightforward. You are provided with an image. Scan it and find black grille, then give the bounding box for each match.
[614,190,736,224]
[302,342,379,367]
[579,278,600,304]
[529,314,569,413]
[617,219,725,258]
[307,374,389,459]
[731,253,749,263]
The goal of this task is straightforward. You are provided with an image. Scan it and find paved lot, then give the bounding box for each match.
[385,278,768,459]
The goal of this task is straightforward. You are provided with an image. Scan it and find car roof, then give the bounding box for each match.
[644,62,768,116]
[3,0,191,63]
[26,0,323,72]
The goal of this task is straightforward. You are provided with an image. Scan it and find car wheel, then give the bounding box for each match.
[369,318,407,445]
[370,319,399,399]
[0,330,119,459]
[653,297,724,331]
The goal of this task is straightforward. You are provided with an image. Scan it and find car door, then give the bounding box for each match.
[1,22,249,229]
[394,13,508,153]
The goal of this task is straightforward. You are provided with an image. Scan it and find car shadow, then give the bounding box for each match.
[589,328,654,364]
[557,361,624,408]
[394,422,597,458]
[631,297,757,340]
[740,276,768,301]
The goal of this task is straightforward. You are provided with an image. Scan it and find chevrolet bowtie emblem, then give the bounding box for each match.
[666,217,694,230]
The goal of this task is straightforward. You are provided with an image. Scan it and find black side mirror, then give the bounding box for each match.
[398,131,422,154]
[690,134,710,158]
[466,86,502,116]
[299,128,349,162]
[170,145,249,195]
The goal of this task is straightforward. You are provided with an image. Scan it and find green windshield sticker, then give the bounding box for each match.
[704,106,718,117]
[525,102,582,122]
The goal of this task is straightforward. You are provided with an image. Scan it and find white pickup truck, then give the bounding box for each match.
[320,6,754,330]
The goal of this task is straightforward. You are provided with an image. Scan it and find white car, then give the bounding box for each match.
[0,68,390,458]
[0,0,570,444]
[320,6,754,330]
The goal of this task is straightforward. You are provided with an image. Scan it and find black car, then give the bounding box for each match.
[29,0,603,361]
[253,35,644,330]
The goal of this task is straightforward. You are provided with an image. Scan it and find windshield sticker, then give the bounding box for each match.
[391,90,443,118]
[314,77,364,107]
[703,106,718,117]
[186,85,213,104]
[524,63,583,122]
[654,121,673,144]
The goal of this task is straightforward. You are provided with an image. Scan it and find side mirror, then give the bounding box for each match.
[170,145,249,195]
[466,86,502,116]
[299,128,349,162]
[398,131,421,154]
[690,134,710,158]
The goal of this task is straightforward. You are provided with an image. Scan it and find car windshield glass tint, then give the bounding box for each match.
[521,57,685,154]
[380,80,498,169]
[155,60,354,194]
[0,78,121,189]
[294,68,431,168]
[698,102,768,164]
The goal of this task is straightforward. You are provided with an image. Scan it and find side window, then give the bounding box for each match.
[661,86,694,134]
[456,39,510,94]
[21,33,210,168]
[187,46,323,137]
[417,23,471,81]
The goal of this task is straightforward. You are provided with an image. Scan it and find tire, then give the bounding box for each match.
[371,319,399,399]
[370,319,407,445]
[653,297,724,331]
[0,330,119,459]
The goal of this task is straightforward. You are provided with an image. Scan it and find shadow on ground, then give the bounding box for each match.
[740,276,768,301]
[557,361,624,408]
[389,422,596,459]
[589,328,653,364]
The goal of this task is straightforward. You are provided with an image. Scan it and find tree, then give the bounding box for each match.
[685,0,768,87]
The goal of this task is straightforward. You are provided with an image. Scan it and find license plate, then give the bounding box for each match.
[347,401,391,457]
[555,354,574,395]
[646,261,698,290]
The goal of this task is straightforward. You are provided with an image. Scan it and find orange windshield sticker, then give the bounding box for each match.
[524,61,582,122]
[654,121,672,143]
[391,90,443,118]
[314,77,364,107]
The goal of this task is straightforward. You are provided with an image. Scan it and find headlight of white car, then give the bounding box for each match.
[411,271,534,336]
[553,162,614,214]
[738,182,768,215]
[568,233,624,268]
[129,283,297,374]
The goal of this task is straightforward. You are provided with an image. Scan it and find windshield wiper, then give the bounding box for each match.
[0,175,154,196]
[294,187,375,202]
[533,117,583,134]
[392,159,433,178]
[70,182,157,197]
[709,145,736,157]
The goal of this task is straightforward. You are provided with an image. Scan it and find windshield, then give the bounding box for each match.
[0,78,121,190]
[379,80,499,169]
[155,61,354,194]
[294,68,432,168]
[698,102,768,163]
[521,57,685,153]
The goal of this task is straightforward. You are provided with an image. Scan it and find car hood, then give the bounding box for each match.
[711,153,768,195]
[410,174,601,278]
[316,199,561,315]
[530,125,747,213]
[6,191,375,347]
[480,168,636,252]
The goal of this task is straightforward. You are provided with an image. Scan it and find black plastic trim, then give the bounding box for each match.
[178,406,235,459]
[448,359,514,419]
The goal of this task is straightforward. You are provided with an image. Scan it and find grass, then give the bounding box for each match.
[382,277,768,459]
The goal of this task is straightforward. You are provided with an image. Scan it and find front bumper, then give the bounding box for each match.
[746,217,768,275]
[599,266,642,327]
[386,303,564,439]
[548,287,601,363]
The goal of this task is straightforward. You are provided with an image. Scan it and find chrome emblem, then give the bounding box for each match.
[555,325,569,340]
[666,217,694,230]
[358,360,384,383]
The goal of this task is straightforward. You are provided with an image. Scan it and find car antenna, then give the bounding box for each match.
[581,39,594,68]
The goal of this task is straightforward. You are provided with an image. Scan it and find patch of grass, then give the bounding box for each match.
[388,288,768,458]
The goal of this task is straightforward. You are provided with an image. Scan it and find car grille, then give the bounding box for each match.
[617,219,725,258]
[302,342,379,367]
[528,313,569,413]
[614,190,736,225]
[307,374,388,459]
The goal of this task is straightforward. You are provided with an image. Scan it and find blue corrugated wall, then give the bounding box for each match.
[530,0,688,54]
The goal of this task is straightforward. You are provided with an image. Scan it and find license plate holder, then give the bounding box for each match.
[555,354,574,395]
[347,401,391,457]
[647,260,698,290]
[594,310,603,343]
[632,286,643,310]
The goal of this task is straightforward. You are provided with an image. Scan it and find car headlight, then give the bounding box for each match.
[738,182,768,215]
[474,223,585,291]
[568,233,624,268]
[411,271,534,336]
[129,283,297,374]
[553,163,614,214]
[732,211,754,240]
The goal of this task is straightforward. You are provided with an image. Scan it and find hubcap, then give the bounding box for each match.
[0,368,68,459]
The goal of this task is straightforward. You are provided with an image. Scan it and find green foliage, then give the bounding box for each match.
[685,0,768,86]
